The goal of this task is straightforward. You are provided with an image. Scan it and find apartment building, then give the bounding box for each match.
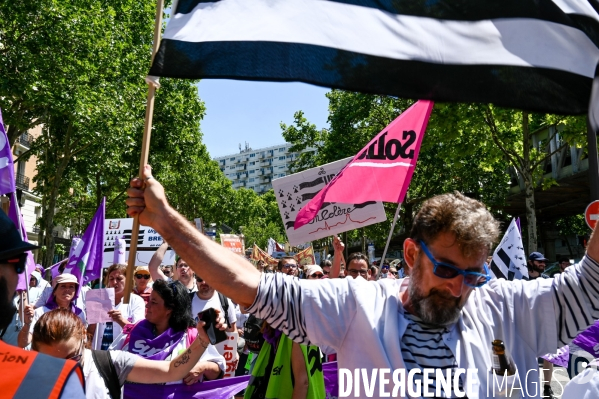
[214,143,315,193]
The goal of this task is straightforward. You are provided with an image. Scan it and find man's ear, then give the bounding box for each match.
[403,238,418,271]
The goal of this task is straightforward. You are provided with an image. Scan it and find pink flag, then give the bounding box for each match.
[294,100,433,229]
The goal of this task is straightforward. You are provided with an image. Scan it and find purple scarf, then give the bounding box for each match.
[45,294,83,317]
[128,319,186,361]
[263,327,282,347]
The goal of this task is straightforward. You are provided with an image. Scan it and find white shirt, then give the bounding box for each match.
[248,257,599,399]
[82,349,138,399]
[91,294,145,350]
[191,291,237,328]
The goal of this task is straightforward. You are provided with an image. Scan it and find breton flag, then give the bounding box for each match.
[294,100,433,229]
[150,0,599,117]
[489,218,529,280]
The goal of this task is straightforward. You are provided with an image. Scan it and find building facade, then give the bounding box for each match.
[214,143,314,193]
[1,125,73,264]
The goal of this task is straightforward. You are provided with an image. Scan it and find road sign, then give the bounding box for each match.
[585,200,599,229]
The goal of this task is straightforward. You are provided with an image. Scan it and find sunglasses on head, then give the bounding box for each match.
[418,240,491,288]
[135,274,150,279]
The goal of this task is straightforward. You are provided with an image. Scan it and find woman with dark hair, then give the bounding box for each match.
[114,280,226,385]
[32,308,215,399]
[18,273,86,348]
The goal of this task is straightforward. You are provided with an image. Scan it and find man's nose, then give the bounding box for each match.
[445,274,466,297]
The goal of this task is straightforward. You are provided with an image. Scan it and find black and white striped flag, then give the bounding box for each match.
[489,218,529,280]
[151,0,599,116]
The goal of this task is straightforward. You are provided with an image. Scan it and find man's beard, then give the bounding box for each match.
[0,277,16,334]
[407,263,463,327]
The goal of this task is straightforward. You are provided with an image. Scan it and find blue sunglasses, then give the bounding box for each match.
[418,240,491,288]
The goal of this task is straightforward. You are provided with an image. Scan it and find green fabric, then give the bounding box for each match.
[244,334,325,399]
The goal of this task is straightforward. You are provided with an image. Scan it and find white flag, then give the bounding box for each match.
[267,238,276,256]
[489,219,528,280]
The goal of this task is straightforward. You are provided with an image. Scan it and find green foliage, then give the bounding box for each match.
[555,214,589,238]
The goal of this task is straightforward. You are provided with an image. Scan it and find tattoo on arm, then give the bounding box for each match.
[174,349,192,368]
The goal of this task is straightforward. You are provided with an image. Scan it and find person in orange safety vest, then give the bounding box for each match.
[0,209,85,398]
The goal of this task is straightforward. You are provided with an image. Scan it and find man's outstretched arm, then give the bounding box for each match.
[126,165,261,308]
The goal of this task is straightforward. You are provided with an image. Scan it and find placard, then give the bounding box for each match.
[272,158,387,245]
[103,219,175,268]
[85,288,115,324]
[220,234,243,255]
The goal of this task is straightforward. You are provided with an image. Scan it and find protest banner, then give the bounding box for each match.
[251,245,279,267]
[214,332,239,378]
[103,218,175,269]
[124,375,250,399]
[219,234,244,255]
[295,246,316,267]
[272,157,386,245]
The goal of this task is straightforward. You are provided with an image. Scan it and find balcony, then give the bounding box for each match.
[16,133,34,148]
[235,163,246,170]
[258,153,265,159]
[16,173,29,190]
[236,156,248,163]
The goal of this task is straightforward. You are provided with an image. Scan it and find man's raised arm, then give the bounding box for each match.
[126,165,261,308]
[148,241,169,282]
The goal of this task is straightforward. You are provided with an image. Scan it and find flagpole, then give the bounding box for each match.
[378,203,402,279]
[124,0,164,304]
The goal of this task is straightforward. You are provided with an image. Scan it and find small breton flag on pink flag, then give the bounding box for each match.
[294,100,434,230]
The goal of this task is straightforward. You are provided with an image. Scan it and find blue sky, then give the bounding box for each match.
[197,80,330,158]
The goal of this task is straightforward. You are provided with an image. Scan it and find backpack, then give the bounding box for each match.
[189,291,231,328]
[91,350,121,399]
[243,314,265,353]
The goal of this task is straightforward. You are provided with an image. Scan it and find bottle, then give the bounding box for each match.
[491,339,516,376]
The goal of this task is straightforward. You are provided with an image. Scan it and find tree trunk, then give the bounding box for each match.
[521,112,538,254]
[42,121,73,266]
[43,158,69,265]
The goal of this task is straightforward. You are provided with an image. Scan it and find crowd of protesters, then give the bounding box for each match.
[2,165,599,399]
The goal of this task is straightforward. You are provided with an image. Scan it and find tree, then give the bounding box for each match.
[2,0,156,264]
[481,106,586,253]
[283,91,510,248]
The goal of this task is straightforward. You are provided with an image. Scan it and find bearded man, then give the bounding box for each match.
[127,165,599,399]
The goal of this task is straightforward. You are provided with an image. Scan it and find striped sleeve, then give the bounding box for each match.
[553,255,599,346]
[246,273,310,345]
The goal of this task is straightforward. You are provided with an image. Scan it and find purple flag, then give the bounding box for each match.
[63,198,105,291]
[541,345,570,367]
[69,237,81,259]
[9,193,36,292]
[572,319,599,358]
[123,375,250,399]
[323,361,339,398]
[0,108,15,196]
[50,260,66,279]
